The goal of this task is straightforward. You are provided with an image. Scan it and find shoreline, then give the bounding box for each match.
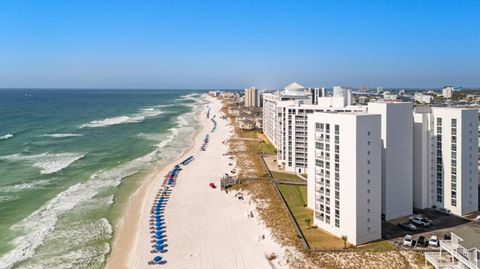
[104,97,207,269]
[105,96,287,269]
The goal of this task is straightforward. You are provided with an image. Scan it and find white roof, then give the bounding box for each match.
[283,82,306,95]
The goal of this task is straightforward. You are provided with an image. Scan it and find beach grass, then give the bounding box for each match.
[219,98,422,268]
[271,171,305,182]
[277,184,347,250]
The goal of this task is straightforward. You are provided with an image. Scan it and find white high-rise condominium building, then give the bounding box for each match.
[308,87,326,104]
[244,87,257,107]
[332,86,352,106]
[307,112,382,245]
[413,107,478,215]
[262,82,312,148]
[263,82,366,173]
[442,86,454,99]
[368,102,413,220]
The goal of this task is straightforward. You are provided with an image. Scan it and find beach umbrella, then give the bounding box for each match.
[155,245,164,251]
[155,231,163,236]
[155,234,163,239]
[156,239,164,244]
[153,256,162,262]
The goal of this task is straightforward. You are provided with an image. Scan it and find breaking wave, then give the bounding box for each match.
[0,153,85,175]
[43,133,83,138]
[80,107,164,128]
[0,134,13,140]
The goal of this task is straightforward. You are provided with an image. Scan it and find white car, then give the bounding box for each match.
[429,235,439,247]
[403,235,413,247]
[409,216,431,227]
[435,207,451,215]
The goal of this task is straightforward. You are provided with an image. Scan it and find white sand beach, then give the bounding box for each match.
[106,96,287,269]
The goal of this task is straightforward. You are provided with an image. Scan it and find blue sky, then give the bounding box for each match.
[0,0,479,89]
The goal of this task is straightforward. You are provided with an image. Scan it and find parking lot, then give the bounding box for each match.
[382,208,480,249]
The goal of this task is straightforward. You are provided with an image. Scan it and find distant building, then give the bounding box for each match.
[443,87,454,99]
[368,102,413,220]
[414,93,433,104]
[307,112,382,245]
[263,82,366,173]
[333,86,352,106]
[244,87,258,107]
[208,90,221,97]
[308,87,326,105]
[359,84,369,93]
[383,92,398,101]
[256,90,264,107]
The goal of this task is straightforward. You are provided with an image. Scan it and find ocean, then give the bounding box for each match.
[0,89,206,269]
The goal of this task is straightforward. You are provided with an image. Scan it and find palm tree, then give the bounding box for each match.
[341,235,348,249]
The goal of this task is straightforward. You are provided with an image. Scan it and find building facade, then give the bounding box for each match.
[244,87,257,107]
[307,112,382,245]
[443,87,454,99]
[263,83,366,173]
[413,107,478,215]
[367,102,413,220]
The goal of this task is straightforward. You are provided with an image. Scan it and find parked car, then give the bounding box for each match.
[474,216,480,222]
[409,216,431,227]
[435,207,451,215]
[417,236,428,247]
[403,235,413,247]
[399,222,417,231]
[429,235,439,247]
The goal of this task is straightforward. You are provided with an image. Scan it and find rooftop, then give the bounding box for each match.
[453,225,480,250]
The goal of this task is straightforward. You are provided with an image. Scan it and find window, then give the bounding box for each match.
[437,118,442,126]
[335,219,340,228]
[335,125,339,135]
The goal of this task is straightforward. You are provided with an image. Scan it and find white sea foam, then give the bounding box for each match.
[80,116,143,128]
[0,195,20,203]
[43,133,83,138]
[0,150,159,269]
[177,115,189,126]
[80,107,164,128]
[0,134,13,140]
[0,179,52,193]
[0,153,85,175]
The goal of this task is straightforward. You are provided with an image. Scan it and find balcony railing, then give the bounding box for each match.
[424,252,460,269]
[440,240,480,269]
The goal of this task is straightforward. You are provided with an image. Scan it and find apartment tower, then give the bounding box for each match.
[307,112,382,245]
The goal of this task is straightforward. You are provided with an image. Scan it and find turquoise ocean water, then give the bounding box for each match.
[0,89,205,269]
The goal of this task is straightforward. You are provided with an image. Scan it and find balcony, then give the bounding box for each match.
[424,252,460,269]
[439,240,480,269]
[315,152,324,159]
